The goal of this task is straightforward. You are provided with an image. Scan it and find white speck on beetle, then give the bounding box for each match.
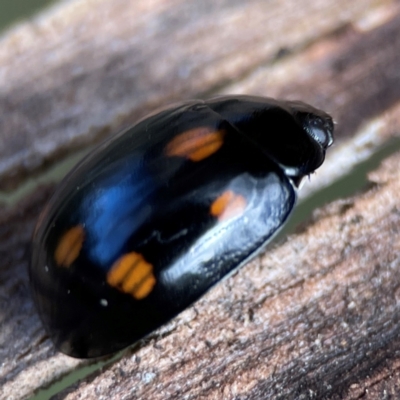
[100,299,108,307]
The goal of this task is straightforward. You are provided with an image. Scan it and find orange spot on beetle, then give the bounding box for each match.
[211,190,247,221]
[54,225,85,267]
[107,252,156,300]
[165,127,225,162]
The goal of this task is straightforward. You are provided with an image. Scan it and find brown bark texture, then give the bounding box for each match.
[1,0,400,399]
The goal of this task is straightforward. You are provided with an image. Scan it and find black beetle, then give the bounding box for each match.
[30,95,333,358]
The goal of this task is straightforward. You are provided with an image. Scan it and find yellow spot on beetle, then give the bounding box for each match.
[107,252,156,300]
[165,127,225,162]
[54,225,85,267]
[211,190,247,221]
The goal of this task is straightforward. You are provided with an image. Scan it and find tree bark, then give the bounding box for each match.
[1,0,400,399]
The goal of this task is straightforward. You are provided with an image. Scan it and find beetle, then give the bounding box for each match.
[30,95,334,358]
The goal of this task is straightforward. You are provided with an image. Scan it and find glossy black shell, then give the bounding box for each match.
[30,95,334,358]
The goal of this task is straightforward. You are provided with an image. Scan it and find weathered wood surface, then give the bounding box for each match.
[1,0,400,399]
[1,0,397,190]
